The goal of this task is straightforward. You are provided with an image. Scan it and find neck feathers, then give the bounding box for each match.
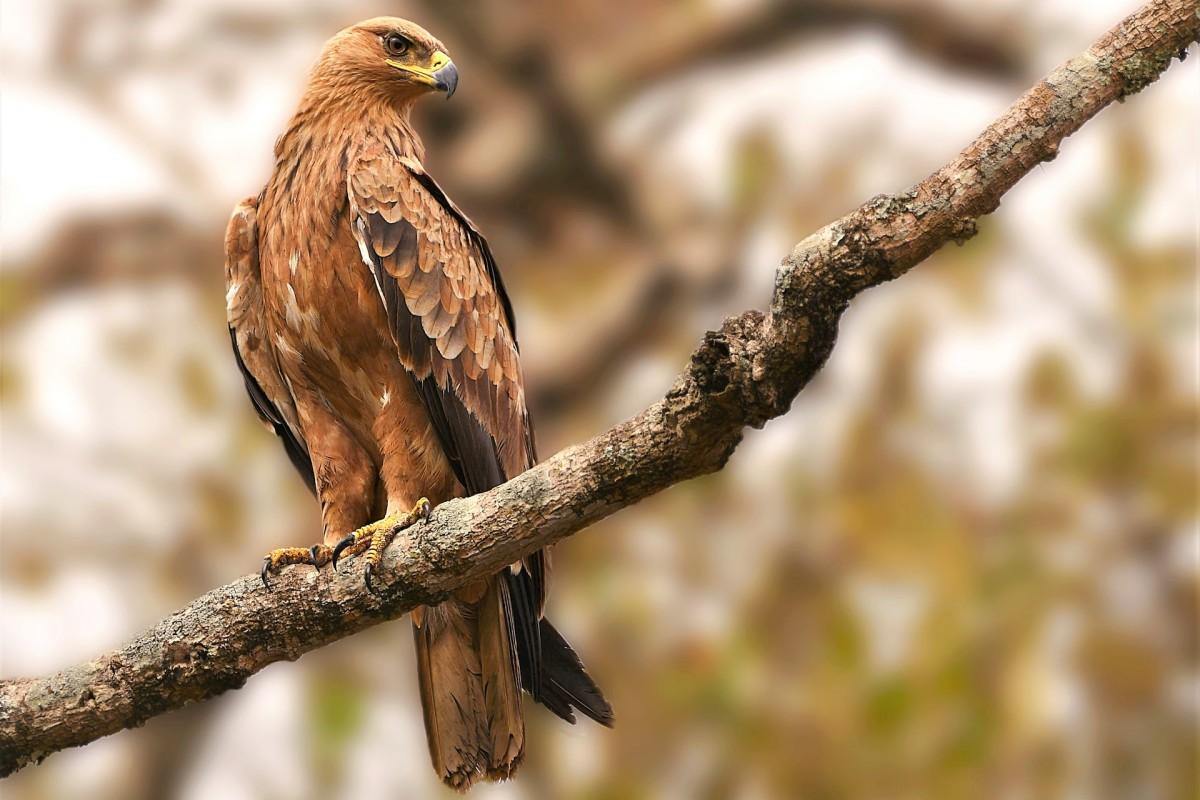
[262,87,423,251]
[275,85,424,168]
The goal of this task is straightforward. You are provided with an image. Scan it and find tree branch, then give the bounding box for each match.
[602,0,1031,105]
[2,0,1194,777]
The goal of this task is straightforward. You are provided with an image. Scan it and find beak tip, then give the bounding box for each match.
[432,62,459,100]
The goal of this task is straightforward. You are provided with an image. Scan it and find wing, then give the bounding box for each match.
[224,197,315,494]
[347,147,546,695]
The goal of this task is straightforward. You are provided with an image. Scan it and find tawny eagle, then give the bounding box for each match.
[224,17,612,789]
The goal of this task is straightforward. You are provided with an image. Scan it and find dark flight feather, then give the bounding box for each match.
[228,328,315,495]
[537,620,614,727]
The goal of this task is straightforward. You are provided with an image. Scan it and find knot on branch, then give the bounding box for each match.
[1109,46,1187,99]
[163,640,209,678]
[684,310,789,431]
[655,312,765,474]
[946,215,979,245]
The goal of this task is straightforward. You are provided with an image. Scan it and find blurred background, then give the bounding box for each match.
[1,0,1196,798]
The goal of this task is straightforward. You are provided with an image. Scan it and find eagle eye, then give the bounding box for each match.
[383,33,410,57]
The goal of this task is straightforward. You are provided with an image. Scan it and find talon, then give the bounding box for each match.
[364,563,376,595]
[331,533,355,570]
[260,544,328,586]
[416,497,431,520]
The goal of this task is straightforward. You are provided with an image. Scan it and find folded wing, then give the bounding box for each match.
[347,146,546,695]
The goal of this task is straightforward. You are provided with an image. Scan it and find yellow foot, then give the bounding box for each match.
[260,543,333,589]
[330,498,431,594]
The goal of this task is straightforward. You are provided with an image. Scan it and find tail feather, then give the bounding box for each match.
[478,579,525,779]
[504,567,542,699]
[413,578,525,791]
[530,619,614,727]
[413,579,612,789]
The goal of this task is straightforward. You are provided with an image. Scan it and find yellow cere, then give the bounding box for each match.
[386,50,452,86]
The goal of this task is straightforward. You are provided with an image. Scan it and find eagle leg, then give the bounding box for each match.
[330,498,432,593]
[260,544,333,589]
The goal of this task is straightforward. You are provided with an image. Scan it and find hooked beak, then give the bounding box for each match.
[431,59,458,99]
[388,50,459,99]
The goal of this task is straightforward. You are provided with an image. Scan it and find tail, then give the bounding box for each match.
[413,578,524,791]
[525,618,614,727]
[503,556,614,728]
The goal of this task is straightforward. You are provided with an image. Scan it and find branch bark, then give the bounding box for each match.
[2,0,1195,777]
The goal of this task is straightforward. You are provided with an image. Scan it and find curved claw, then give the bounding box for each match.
[416,497,432,521]
[331,533,355,571]
[309,545,323,570]
[364,563,377,595]
[261,557,272,589]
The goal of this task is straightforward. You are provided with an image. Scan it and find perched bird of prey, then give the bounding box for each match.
[224,17,612,789]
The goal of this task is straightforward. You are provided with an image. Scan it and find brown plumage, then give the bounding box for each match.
[224,17,611,790]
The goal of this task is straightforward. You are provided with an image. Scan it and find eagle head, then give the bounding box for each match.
[316,17,459,101]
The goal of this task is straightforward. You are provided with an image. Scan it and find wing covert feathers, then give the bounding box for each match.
[348,149,532,482]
